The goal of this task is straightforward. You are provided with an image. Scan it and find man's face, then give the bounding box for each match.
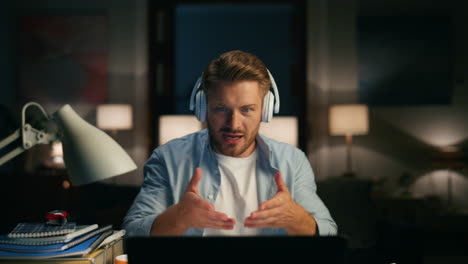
[206,80,263,158]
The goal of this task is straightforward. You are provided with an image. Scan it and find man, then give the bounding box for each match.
[123,50,337,236]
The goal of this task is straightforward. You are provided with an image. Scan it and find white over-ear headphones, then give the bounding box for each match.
[189,69,280,123]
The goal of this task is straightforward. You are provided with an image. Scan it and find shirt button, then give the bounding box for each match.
[207,194,214,200]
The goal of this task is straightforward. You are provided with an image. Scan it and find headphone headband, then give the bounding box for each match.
[189,68,280,121]
[266,69,280,114]
[189,76,202,111]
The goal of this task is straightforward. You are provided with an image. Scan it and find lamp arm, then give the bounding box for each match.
[21,123,57,149]
[0,124,56,166]
[21,102,50,127]
[0,102,57,166]
[0,129,23,166]
[0,146,25,166]
[20,102,56,149]
[0,129,20,149]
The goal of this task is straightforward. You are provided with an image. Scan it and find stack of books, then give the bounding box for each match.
[0,223,123,260]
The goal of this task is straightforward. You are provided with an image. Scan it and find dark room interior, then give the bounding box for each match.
[1,0,468,263]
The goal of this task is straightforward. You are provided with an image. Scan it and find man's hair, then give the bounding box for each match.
[202,50,271,97]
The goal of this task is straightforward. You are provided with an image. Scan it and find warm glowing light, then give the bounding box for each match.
[51,141,64,164]
[62,180,71,189]
[259,116,298,146]
[159,115,202,145]
[329,104,369,136]
[373,108,468,148]
[96,104,133,131]
[418,127,467,148]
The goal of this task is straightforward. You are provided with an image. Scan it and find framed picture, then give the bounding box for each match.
[17,15,108,105]
[357,15,453,106]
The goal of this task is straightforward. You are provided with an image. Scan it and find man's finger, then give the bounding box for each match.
[274,172,288,192]
[204,211,236,229]
[205,220,235,230]
[248,206,282,221]
[206,210,232,221]
[186,168,202,193]
[259,192,286,210]
[244,215,276,228]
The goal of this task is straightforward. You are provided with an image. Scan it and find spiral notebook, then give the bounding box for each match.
[0,229,112,259]
[7,223,76,238]
[0,225,112,253]
[0,224,98,245]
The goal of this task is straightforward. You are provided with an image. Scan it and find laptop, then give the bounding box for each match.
[125,236,348,263]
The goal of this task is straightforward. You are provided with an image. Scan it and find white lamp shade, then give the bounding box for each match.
[96,104,133,130]
[159,115,202,145]
[54,105,137,186]
[259,116,298,146]
[329,104,369,136]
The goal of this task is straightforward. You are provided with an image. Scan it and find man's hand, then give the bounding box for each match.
[244,172,317,235]
[151,168,234,235]
[176,168,235,230]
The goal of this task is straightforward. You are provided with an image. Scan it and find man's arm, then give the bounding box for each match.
[123,144,234,237]
[292,151,337,236]
[244,172,318,235]
[149,168,235,236]
[281,201,318,235]
[122,150,172,237]
[149,203,187,235]
[244,150,337,236]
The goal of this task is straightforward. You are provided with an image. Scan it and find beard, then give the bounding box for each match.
[207,123,260,158]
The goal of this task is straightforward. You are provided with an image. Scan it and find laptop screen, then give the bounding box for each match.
[125,236,347,263]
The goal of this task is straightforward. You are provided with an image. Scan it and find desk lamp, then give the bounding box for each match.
[329,104,369,177]
[0,102,137,186]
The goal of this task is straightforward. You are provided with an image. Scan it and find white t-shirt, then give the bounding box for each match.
[203,150,258,236]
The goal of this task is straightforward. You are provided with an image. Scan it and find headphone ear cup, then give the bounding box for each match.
[262,91,274,123]
[195,90,207,122]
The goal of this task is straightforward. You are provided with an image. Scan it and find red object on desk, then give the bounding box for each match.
[46,210,68,225]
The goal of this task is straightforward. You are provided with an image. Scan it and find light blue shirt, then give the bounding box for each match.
[123,129,337,236]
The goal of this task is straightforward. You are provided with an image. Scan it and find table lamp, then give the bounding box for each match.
[96,104,133,135]
[329,104,369,177]
[0,102,137,186]
[432,146,465,212]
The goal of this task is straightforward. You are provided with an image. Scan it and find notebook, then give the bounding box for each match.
[0,230,112,260]
[125,236,348,263]
[0,224,98,245]
[7,223,76,238]
[0,225,112,253]
[97,229,126,249]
